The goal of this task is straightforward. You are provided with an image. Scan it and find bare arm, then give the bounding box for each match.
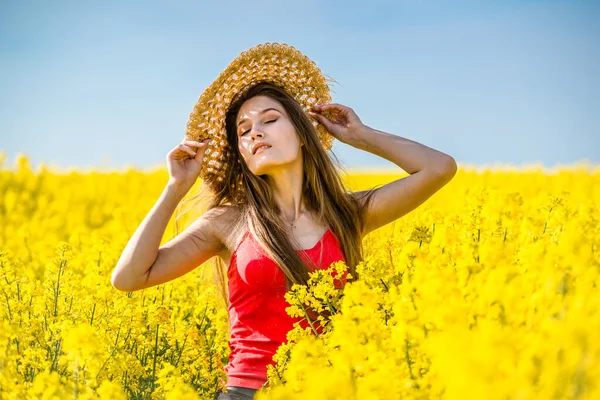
[110,184,225,292]
[111,183,185,291]
[349,126,457,236]
[308,102,456,237]
[110,136,224,292]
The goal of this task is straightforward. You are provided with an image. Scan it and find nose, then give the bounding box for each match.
[250,128,264,140]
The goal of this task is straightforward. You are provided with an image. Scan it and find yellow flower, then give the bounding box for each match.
[2,162,599,399]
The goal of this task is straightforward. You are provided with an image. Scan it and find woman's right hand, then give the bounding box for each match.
[166,138,210,194]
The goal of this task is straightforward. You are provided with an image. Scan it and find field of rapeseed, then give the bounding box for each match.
[1,153,598,399]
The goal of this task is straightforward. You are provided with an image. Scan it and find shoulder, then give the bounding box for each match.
[203,203,241,218]
[202,204,244,248]
[199,204,246,259]
[347,189,380,237]
[203,204,242,229]
[348,190,377,207]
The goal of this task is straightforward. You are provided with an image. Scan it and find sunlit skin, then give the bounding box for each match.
[236,95,307,223]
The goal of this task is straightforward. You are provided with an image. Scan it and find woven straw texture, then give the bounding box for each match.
[184,42,337,196]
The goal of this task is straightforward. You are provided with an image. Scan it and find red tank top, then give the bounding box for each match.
[224,227,346,389]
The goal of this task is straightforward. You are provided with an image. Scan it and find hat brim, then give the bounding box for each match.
[184,42,337,193]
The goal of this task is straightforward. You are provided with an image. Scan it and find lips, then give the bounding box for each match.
[252,143,272,154]
[255,145,271,154]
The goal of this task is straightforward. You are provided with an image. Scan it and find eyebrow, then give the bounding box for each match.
[237,108,281,128]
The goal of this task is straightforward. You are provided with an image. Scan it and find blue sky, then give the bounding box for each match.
[1,0,598,172]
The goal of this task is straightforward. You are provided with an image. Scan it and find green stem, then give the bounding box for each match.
[294,293,320,338]
[325,299,337,316]
[150,324,159,395]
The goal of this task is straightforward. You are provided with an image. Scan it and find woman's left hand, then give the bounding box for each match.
[309,103,367,146]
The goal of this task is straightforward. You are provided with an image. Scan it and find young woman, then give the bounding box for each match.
[111,43,457,400]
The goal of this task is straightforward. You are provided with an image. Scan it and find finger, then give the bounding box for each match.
[178,144,197,157]
[309,111,333,129]
[311,109,341,123]
[180,139,209,147]
[183,139,210,146]
[194,147,205,162]
[310,103,330,112]
[313,103,346,111]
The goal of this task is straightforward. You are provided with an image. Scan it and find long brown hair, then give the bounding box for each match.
[173,81,378,307]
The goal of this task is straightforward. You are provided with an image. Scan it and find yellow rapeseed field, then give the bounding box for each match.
[1,153,598,399]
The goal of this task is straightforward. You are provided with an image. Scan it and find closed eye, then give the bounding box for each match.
[241,119,277,136]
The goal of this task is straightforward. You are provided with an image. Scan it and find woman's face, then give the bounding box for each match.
[236,95,303,176]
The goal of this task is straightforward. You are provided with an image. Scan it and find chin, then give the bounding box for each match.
[251,160,292,176]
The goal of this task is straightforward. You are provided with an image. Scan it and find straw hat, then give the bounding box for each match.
[184,42,339,197]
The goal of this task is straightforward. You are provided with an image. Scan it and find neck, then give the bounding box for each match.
[265,157,305,222]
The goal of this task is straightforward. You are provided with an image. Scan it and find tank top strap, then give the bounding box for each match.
[231,230,251,258]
